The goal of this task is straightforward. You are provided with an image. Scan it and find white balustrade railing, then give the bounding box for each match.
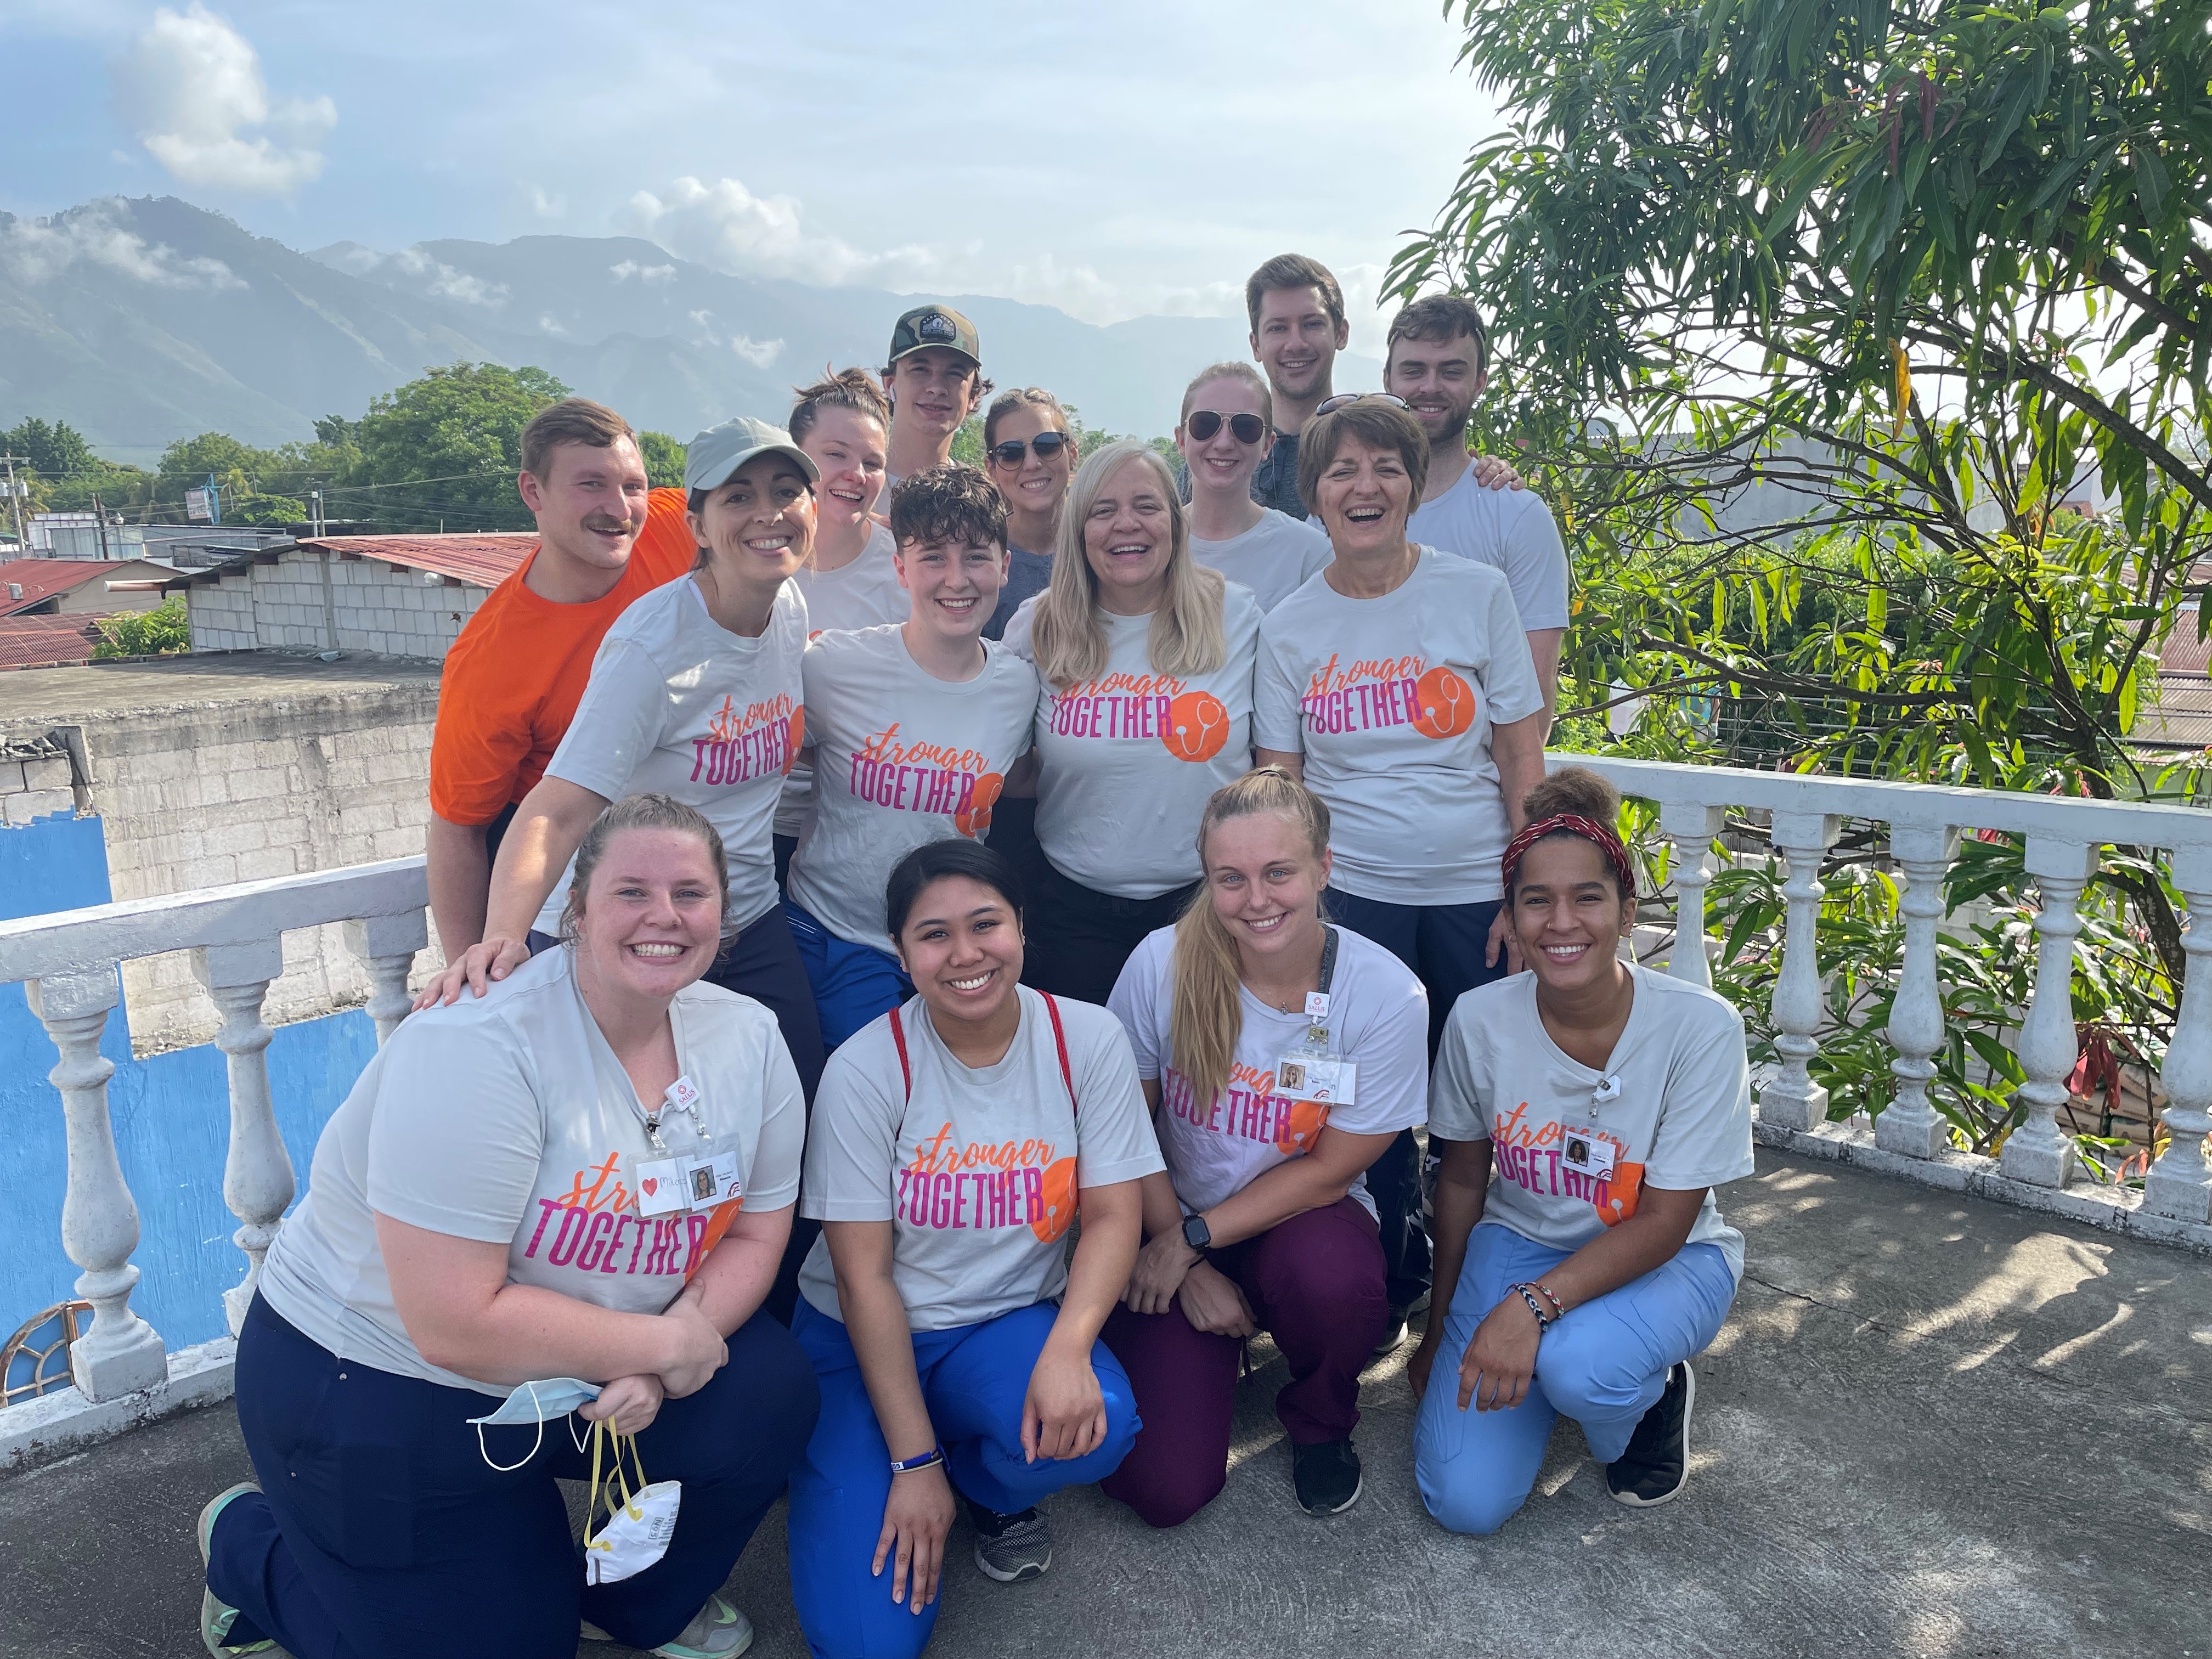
[0,859,428,1405]
[1570,757,2212,1238]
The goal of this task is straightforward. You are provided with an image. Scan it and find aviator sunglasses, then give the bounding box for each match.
[988,431,1074,467]
[1185,410,1267,444]
[1313,392,1413,417]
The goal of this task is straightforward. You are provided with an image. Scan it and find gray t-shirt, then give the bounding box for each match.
[798,986,1166,1330]
[538,577,806,935]
[779,522,910,838]
[1254,548,1544,905]
[1429,962,1756,1280]
[1002,585,1261,899]
[1189,510,1333,613]
[786,625,1038,955]
[1108,924,1429,1216]
[258,947,806,1392]
[1407,467,1571,630]
[1250,428,1305,520]
[985,544,1052,641]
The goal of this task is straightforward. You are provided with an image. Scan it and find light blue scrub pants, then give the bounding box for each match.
[1414,1222,1737,1536]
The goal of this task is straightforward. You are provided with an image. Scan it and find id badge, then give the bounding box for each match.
[634,1156,687,1217]
[680,1149,741,1210]
[1275,1055,1358,1105]
[1562,1132,1617,1178]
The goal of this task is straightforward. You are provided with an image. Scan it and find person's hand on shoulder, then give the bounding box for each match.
[1470,454,1527,492]
[412,936,532,1011]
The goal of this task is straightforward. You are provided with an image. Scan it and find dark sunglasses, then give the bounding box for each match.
[1313,392,1413,416]
[1185,410,1267,444]
[988,432,1074,467]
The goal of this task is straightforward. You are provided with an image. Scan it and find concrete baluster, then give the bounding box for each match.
[193,940,291,1336]
[1660,800,1729,989]
[2144,847,2212,1223]
[26,968,168,1401]
[1876,823,1962,1158]
[1758,810,1842,1132]
[345,911,427,1045]
[2001,837,2097,1189]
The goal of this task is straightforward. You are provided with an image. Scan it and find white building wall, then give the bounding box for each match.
[183,551,492,662]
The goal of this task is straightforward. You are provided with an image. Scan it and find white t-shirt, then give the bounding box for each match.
[537,577,806,936]
[786,625,1037,956]
[778,522,910,838]
[1407,469,1571,631]
[1001,585,1261,899]
[798,986,1166,1330]
[1429,962,1755,1280]
[258,947,805,1393]
[1188,510,1332,613]
[1108,924,1429,1216]
[1254,549,1543,905]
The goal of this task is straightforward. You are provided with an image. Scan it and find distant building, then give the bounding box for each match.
[0,616,104,672]
[0,558,177,618]
[27,516,295,567]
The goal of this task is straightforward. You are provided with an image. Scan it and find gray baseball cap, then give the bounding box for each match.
[682,416,820,494]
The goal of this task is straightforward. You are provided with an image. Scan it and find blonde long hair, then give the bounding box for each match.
[1168,768,1332,1111]
[1029,441,1227,691]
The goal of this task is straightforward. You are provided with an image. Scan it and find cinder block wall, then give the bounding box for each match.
[184,552,489,661]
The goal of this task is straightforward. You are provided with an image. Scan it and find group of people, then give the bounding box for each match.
[194,252,1755,1659]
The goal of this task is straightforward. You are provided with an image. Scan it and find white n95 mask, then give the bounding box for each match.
[465,1376,603,1470]
[583,1420,681,1584]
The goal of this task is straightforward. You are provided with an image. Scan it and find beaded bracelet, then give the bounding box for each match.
[1532,1281,1566,1320]
[1508,1283,1555,1329]
[890,1444,947,1476]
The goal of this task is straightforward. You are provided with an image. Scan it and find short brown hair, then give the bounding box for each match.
[888,464,1008,552]
[788,366,890,447]
[983,387,1072,450]
[520,398,636,481]
[1245,253,1346,334]
[1385,295,1491,379]
[1296,399,1430,514]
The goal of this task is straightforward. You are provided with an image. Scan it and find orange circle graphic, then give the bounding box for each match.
[1410,666,1476,740]
[1030,1157,1079,1242]
[1160,690,1232,763]
[954,771,1004,838]
[783,708,806,776]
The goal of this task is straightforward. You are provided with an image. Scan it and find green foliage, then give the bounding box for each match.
[638,430,687,490]
[345,363,571,532]
[92,597,190,659]
[2,417,95,479]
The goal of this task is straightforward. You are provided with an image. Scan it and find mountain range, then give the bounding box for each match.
[0,196,1378,467]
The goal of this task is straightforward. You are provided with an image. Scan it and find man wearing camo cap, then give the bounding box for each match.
[881,304,992,492]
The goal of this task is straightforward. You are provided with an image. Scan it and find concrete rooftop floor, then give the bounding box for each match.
[5,1148,2207,1659]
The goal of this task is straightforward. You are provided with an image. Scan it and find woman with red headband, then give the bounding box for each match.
[1410,765,1753,1534]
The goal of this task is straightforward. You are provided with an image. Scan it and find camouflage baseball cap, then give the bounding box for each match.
[887,304,981,369]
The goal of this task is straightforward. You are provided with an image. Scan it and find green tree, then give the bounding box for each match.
[156,432,304,526]
[339,363,571,532]
[2,417,95,479]
[639,430,687,490]
[93,597,190,658]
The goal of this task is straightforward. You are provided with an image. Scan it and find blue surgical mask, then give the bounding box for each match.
[467,1377,603,1470]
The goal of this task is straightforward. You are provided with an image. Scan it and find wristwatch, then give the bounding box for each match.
[1181,1213,1212,1254]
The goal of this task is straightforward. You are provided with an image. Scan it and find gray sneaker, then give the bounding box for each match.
[582,1593,754,1657]
[966,1497,1053,1583]
[196,1481,279,1656]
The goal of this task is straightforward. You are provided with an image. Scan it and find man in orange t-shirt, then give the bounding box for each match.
[426,398,695,958]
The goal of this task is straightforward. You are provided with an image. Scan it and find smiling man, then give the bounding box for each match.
[1244,254,1350,521]
[426,399,694,960]
[882,305,993,492]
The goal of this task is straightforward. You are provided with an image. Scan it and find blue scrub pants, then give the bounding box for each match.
[787,1297,1141,1659]
[207,1295,819,1658]
[1414,1225,1737,1536]
[788,903,914,1053]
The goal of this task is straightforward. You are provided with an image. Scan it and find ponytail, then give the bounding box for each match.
[1167,767,1331,1111]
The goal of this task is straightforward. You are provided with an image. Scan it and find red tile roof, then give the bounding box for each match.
[0,560,133,617]
[0,614,104,670]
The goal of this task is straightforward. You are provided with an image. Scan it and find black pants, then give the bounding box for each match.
[1022,858,1200,1007]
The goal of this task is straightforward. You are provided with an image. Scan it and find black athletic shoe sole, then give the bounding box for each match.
[1609,1362,1695,1508]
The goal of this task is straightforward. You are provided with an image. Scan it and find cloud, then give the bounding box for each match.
[610,259,675,284]
[0,202,244,290]
[527,185,566,220]
[114,4,334,195]
[391,246,506,306]
[728,335,783,368]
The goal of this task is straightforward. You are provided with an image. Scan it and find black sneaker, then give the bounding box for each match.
[1606,1361,1696,1508]
[1291,1437,1364,1516]
[1372,1309,1410,1357]
[964,1496,1052,1582]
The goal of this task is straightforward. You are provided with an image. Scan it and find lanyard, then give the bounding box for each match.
[624,1074,706,1154]
[1300,927,1341,1054]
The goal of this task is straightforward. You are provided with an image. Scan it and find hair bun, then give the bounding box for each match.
[1521,764,1621,826]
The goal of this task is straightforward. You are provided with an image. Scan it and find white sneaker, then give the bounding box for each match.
[582,1593,754,1658]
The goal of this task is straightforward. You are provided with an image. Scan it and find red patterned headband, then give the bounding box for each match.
[1502,812,1638,900]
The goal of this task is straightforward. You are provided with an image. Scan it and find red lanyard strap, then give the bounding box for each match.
[888,994,1076,1112]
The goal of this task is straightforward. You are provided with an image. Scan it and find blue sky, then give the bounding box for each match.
[0,0,1502,353]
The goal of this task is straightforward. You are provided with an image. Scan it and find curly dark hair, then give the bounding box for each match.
[887,463,1008,552]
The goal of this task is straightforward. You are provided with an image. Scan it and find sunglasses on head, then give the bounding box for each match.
[1185,410,1267,444]
[988,432,1074,467]
[1313,392,1413,416]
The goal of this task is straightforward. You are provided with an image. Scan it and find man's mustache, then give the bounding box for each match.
[579,515,638,535]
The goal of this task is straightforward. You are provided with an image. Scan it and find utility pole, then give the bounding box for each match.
[0,455,25,547]
[309,486,324,538]
[92,493,111,559]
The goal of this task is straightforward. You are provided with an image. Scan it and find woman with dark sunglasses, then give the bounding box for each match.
[1178,362,1331,612]
[981,388,1080,640]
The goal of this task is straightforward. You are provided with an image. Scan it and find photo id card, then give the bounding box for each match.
[1276,1055,1358,1105]
[634,1156,687,1217]
[680,1149,741,1210]
[1562,1133,1617,1178]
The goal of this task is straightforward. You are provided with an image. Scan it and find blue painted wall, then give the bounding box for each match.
[2,812,377,1354]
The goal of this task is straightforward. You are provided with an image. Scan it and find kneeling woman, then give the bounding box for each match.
[200,795,817,1659]
[1100,767,1429,1524]
[1412,766,1754,1534]
[788,840,1161,1659]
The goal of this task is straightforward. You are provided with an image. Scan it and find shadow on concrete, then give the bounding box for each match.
[3,1149,2207,1658]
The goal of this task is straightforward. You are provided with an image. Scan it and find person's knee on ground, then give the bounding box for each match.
[1113,1450,1227,1530]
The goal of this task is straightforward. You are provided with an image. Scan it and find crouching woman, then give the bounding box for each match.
[199,794,817,1659]
[1411,766,1754,1534]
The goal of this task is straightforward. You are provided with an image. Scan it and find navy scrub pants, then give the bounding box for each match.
[206,1295,819,1659]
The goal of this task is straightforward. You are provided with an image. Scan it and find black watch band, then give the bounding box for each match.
[1182,1213,1212,1253]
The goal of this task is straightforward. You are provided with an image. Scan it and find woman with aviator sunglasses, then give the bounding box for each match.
[981,388,1080,640]
[1178,361,1331,612]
